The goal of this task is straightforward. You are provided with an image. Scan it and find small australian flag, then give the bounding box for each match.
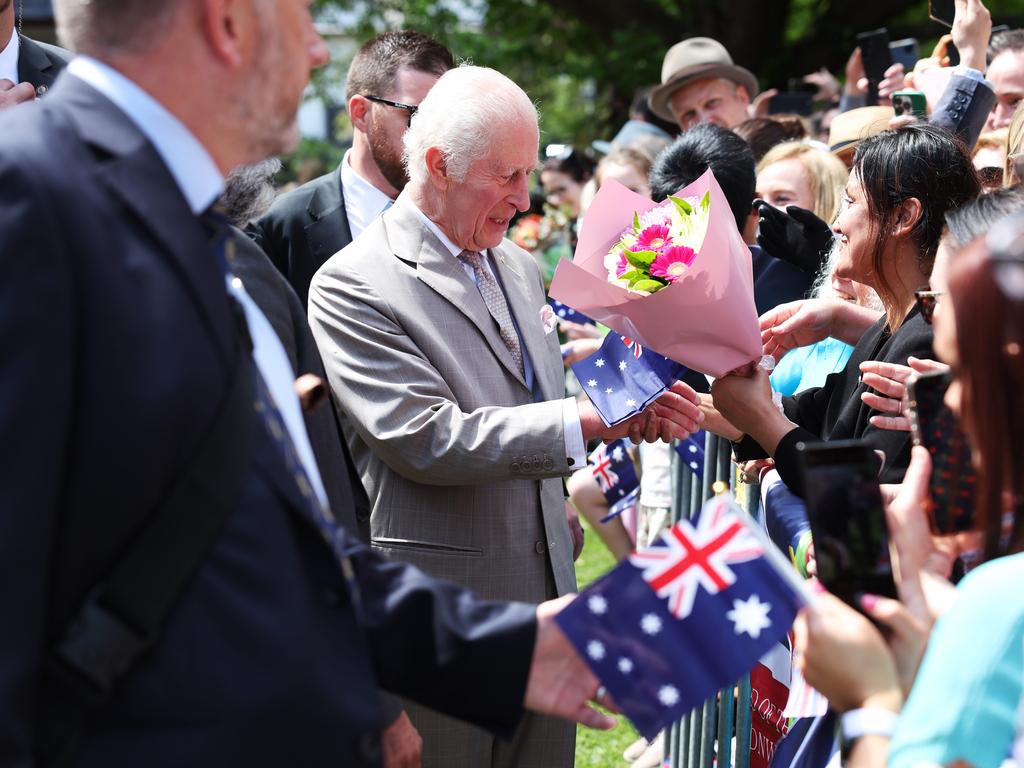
[587,439,640,523]
[674,429,707,479]
[556,495,806,740]
[570,333,686,426]
[547,298,595,326]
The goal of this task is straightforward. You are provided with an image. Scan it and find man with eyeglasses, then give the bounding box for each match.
[250,30,454,306]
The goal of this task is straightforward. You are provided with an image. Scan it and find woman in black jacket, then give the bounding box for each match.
[707,124,980,495]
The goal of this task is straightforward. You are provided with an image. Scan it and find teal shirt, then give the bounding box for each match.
[890,553,1024,768]
[769,337,854,396]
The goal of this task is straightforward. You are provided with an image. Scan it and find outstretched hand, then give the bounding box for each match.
[524,595,618,730]
[580,381,704,445]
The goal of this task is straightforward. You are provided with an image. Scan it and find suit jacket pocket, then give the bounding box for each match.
[371,537,483,557]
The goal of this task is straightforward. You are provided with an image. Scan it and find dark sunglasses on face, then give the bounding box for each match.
[364,94,418,125]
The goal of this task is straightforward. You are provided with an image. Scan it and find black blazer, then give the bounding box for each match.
[248,166,353,308]
[0,74,535,767]
[738,308,934,496]
[16,34,70,95]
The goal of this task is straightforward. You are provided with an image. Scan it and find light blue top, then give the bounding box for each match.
[770,337,854,396]
[890,553,1024,768]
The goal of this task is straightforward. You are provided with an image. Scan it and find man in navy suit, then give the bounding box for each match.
[0,1,613,766]
[0,0,70,109]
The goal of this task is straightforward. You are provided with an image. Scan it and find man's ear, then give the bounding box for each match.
[200,0,251,68]
[893,197,923,237]
[424,147,450,191]
[349,94,371,133]
[735,84,752,106]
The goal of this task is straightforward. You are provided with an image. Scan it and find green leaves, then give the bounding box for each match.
[623,249,657,269]
[632,279,667,293]
[670,196,692,217]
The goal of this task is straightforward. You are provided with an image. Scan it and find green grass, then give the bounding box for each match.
[573,518,643,767]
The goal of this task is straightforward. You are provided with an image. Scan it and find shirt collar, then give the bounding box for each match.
[66,56,223,214]
[403,192,483,261]
[0,28,20,85]
[340,149,393,211]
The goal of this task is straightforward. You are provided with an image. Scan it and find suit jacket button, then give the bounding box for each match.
[543,458,554,471]
[534,540,546,554]
[356,731,381,763]
[532,458,542,471]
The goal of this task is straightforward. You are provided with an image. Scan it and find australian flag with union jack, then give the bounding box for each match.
[556,496,806,739]
[588,439,640,522]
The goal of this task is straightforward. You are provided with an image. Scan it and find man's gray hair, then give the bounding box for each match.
[222,158,283,228]
[402,65,538,188]
[54,0,181,54]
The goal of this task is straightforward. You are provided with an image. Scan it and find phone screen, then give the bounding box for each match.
[800,440,897,607]
[929,0,955,27]
[768,92,814,116]
[907,372,977,534]
[889,38,920,71]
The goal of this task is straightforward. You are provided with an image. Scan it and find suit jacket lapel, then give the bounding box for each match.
[386,199,529,389]
[490,243,561,401]
[305,166,353,272]
[17,36,60,95]
[56,76,233,363]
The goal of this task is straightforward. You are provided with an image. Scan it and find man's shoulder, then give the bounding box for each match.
[22,36,72,67]
[260,166,343,226]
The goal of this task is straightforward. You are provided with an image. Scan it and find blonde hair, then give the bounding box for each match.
[756,141,849,224]
[1006,102,1024,188]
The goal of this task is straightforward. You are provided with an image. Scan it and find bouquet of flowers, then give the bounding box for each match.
[549,169,760,378]
[606,193,710,295]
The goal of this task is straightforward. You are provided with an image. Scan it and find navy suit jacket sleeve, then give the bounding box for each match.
[930,73,996,149]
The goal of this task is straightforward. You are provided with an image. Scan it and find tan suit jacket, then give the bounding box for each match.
[308,196,577,603]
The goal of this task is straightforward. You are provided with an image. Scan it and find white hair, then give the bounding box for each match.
[402,65,538,187]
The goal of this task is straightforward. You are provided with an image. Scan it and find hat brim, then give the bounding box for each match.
[648,63,759,124]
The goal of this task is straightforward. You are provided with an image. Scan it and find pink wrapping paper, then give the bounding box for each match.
[549,169,761,378]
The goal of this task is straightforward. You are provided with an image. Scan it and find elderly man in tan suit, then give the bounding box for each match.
[309,65,703,768]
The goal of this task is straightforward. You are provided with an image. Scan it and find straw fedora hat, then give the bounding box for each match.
[828,106,895,160]
[648,37,759,123]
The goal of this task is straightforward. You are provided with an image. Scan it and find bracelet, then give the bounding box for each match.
[841,707,900,742]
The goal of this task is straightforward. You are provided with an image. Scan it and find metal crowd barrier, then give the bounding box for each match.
[666,433,760,768]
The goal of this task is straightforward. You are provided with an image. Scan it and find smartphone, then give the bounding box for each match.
[907,371,977,534]
[799,440,897,609]
[857,29,894,106]
[889,38,920,71]
[768,91,814,116]
[929,0,955,27]
[892,90,928,119]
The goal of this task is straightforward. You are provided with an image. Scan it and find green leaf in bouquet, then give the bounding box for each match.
[701,191,711,210]
[633,211,640,231]
[618,269,643,283]
[632,278,667,293]
[670,196,693,216]
[624,249,657,269]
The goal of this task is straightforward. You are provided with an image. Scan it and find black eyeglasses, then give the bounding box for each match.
[364,94,418,124]
[915,289,942,325]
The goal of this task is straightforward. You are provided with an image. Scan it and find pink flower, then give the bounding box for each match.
[649,245,696,282]
[635,224,671,251]
[615,252,630,277]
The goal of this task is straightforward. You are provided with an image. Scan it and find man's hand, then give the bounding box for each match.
[579,380,703,445]
[524,595,617,730]
[381,711,422,768]
[952,0,992,73]
[561,337,603,367]
[803,68,840,102]
[0,79,36,111]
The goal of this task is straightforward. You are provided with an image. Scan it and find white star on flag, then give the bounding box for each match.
[587,595,608,615]
[626,398,636,407]
[618,657,634,674]
[611,447,624,462]
[726,594,772,638]
[557,309,566,317]
[605,388,614,395]
[640,613,662,636]
[587,379,598,388]
[594,359,605,368]
[618,361,627,371]
[587,640,606,661]
[658,685,680,707]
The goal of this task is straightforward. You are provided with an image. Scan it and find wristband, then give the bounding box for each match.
[840,707,899,757]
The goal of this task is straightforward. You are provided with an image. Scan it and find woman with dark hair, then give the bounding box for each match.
[793,213,1024,768]
[539,146,595,218]
[705,124,981,494]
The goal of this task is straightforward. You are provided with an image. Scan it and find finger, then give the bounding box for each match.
[907,356,948,375]
[900,445,932,500]
[643,409,658,443]
[859,594,919,639]
[860,372,908,399]
[859,360,915,382]
[868,414,911,432]
[861,390,903,414]
[628,418,643,445]
[667,379,701,405]
[575,703,617,730]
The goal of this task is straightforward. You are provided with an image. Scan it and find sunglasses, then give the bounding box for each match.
[915,288,941,325]
[364,94,418,125]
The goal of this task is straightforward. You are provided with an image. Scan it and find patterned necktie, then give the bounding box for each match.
[457,249,525,377]
[200,205,364,618]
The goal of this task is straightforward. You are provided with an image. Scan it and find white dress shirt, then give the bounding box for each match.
[340,149,394,241]
[0,28,20,85]
[406,196,587,467]
[66,56,329,508]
